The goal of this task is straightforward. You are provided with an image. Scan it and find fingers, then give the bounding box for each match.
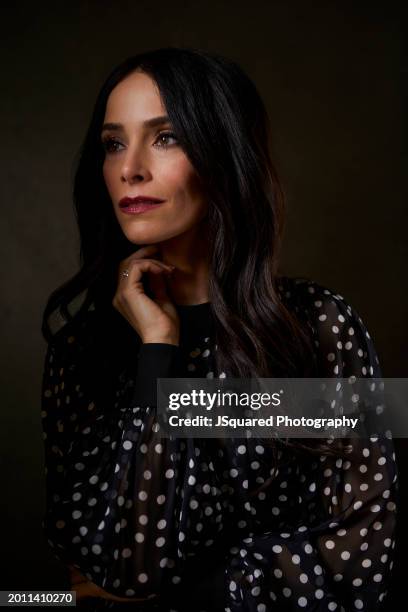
[118,259,174,288]
[132,244,160,259]
[127,245,164,266]
[121,245,175,271]
[117,244,175,288]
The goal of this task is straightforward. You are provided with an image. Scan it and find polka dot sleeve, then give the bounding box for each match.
[222,279,398,611]
[40,328,190,605]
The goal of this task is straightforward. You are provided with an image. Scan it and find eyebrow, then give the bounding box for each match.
[101,115,171,135]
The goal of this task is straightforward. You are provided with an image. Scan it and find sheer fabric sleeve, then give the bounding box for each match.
[222,280,398,612]
[40,318,188,602]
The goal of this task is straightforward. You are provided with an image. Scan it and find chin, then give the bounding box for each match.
[122,230,169,246]
[123,225,187,245]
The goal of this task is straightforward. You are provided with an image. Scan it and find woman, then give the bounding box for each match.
[41,47,397,611]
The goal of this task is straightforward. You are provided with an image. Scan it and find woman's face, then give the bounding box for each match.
[101,70,208,246]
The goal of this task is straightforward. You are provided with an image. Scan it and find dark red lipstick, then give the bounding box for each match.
[119,196,165,215]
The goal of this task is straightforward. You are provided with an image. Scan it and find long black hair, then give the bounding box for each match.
[42,47,346,459]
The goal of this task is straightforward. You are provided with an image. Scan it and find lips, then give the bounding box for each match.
[119,196,165,208]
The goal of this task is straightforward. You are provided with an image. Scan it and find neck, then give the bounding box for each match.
[156,223,210,305]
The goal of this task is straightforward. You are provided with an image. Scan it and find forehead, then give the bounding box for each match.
[104,71,165,121]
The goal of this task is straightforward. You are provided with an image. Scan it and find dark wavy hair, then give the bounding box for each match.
[41,47,348,460]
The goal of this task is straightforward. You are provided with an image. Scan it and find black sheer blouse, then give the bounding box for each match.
[40,277,398,611]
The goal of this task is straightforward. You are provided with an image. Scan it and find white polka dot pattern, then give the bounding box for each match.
[40,277,397,610]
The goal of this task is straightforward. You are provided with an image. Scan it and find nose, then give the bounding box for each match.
[120,146,152,184]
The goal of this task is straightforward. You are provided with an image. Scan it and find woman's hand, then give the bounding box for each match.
[67,564,158,604]
[112,244,180,345]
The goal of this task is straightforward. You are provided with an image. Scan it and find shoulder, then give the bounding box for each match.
[44,301,99,363]
[277,275,355,311]
[42,301,121,404]
[43,299,131,389]
[277,275,369,330]
[277,276,381,377]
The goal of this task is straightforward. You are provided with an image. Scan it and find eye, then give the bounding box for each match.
[101,137,123,154]
[154,131,178,148]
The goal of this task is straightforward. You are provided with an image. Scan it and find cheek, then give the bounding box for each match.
[163,158,204,203]
[102,162,114,192]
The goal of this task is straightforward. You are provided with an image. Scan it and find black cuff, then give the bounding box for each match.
[131,343,182,407]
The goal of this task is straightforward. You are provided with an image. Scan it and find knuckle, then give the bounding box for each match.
[121,288,132,301]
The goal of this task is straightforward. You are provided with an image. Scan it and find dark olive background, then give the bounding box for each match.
[0,0,406,608]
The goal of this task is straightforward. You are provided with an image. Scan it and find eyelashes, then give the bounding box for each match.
[101,137,121,154]
[154,131,179,148]
[101,131,179,154]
